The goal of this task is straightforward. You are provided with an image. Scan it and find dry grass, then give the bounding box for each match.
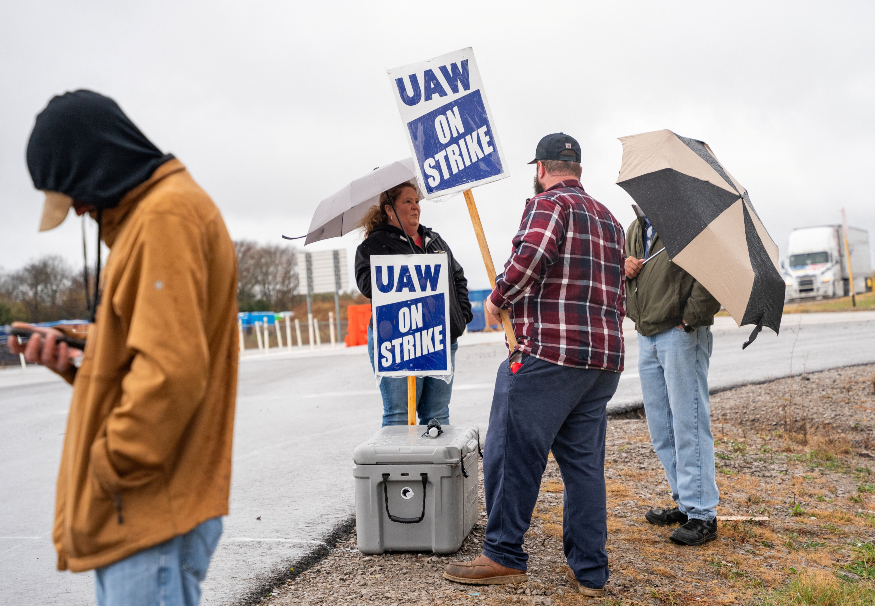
[576,409,875,605]
[783,290,875,313]
[556,383,875,605]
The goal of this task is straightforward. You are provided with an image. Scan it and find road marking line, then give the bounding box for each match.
[226,538,325,545]
[234,425,350,462]
[302,375,639,398]
[303,389,378,399]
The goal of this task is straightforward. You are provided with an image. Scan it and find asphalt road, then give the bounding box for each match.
[1,311,874,605]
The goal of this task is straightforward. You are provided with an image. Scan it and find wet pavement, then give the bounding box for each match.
[1,311,874,605]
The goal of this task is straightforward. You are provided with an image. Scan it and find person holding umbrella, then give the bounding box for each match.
[625,211,722,545]
[354,181,473,426]
[616,129,786,547]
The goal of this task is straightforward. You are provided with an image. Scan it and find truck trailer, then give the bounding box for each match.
[783,225,872,300]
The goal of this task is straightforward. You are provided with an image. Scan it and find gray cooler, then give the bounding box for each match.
[353,425,480,554]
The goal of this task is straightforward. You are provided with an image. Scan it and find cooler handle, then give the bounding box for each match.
[382,473,428,524]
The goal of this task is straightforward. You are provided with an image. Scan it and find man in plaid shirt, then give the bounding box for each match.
[445,134,626,597]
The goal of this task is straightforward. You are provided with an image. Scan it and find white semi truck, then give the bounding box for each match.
[782,225,872,300]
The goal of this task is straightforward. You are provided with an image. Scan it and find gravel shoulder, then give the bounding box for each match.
[249,364,875,605]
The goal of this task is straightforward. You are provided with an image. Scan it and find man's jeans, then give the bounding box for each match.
[483,354,620,590]
[638,326,719,520]
[367,326,458,426]
[95,517,223,606]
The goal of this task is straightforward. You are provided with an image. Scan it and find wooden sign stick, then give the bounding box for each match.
[407,376,416,425]
[463,189,518,350]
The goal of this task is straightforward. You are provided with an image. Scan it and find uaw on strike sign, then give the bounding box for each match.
[371,254,452,378]
[388,47,508,198]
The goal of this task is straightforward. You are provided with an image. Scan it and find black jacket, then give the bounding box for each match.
[355,223,473,343]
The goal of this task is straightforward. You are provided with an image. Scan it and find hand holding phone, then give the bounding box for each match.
[8,322,81,375]
[10,326,86,350]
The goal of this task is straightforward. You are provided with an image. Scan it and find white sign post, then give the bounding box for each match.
[371,254,451,425]
[388,47,517,349]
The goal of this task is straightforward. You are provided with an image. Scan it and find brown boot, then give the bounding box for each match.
[565,567,606,597]
[443,554,528,585]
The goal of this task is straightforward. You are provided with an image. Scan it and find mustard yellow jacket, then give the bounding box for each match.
[53,159,238,571]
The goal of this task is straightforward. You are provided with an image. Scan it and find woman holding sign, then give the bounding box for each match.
[355,181,473,426]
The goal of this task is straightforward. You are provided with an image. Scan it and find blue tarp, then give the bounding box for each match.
[238,312,277,327]
[466,289,493,332]
[237,312,294,327]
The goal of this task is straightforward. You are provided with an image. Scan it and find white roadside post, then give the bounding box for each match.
[294,318,303,347]
[329,311,336,347]
[255,321,264,350]
[332,250,343,342]
[285,315,293,351]
[314,318,322,346]
[238,319,245,352]
[276,317,284,349]
[20,352,26,369]
[262,320,270,352]
[305,252,315,349]
[387,47,517,350]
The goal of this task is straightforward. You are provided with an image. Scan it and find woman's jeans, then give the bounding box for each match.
[367,325,457,426]
[95,517,223,606]
[638,326,719,521]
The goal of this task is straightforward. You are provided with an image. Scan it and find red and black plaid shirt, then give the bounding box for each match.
[490,180,626,371]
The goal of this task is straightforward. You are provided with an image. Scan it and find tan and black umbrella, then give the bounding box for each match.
[616,129,784,348]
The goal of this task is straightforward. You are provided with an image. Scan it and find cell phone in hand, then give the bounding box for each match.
[9,327,87,351]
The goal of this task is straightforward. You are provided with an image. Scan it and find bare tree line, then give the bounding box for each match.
[234,240,300,312]
[0,255,88,324]
[0,241,300,325]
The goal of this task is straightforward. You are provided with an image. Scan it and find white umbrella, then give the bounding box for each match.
[287,158,421,245]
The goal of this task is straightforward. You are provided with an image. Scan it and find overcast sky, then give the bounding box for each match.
[2,1,873,293]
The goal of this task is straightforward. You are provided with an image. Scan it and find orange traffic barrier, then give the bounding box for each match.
[345,304,372,347]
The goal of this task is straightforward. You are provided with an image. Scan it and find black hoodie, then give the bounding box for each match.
[26,90,173,207]
[355,222,473,343]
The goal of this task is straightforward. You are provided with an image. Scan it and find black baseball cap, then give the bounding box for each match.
[528,132,581,164]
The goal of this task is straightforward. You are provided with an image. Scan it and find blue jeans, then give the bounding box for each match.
[638,326,719,521]
[367,326,457,426]
[95,517,223,606]
[483,354,620,590]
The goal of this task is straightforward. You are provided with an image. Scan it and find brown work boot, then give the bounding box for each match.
[565,567,606,597]
[443,554,528,585]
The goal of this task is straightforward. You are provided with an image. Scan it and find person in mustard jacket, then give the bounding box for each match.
[10,90,238,606]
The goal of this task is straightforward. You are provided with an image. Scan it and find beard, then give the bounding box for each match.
[533,174,545,195]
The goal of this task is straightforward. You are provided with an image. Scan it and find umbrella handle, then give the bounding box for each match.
[642,247,665,264]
